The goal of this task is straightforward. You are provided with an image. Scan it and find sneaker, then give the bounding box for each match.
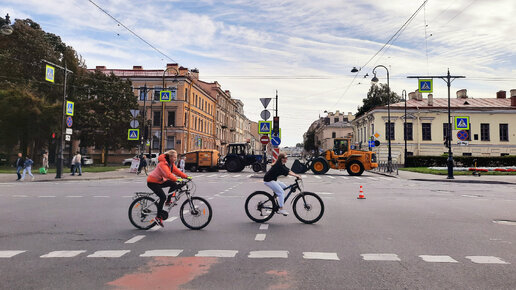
[277,209,289,216]
[153,217,164,227]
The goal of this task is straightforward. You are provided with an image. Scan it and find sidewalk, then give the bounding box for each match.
[373,169,516,185]
[0,168,136,183]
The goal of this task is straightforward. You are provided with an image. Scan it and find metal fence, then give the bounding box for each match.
[374,161,400,175]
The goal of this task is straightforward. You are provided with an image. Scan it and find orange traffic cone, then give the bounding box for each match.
[357,185,366,199]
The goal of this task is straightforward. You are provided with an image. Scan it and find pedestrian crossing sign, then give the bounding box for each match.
[454,116,470,130]
[128,129,139,140]
[45,65,55,83]
[418,79,433,93]
[160,90,172,102]
[258,121,272,134]
[65,101,74,116]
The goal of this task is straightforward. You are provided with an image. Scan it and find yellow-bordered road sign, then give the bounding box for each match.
[65,101,74,116]
[160,90,172,102]
[258,121,272,134]
[45,65,55,83]
[128,129,139,140]
[418,79,432,93]
[454,116,469,130]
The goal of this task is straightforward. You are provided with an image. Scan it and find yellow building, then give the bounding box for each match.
[352,89,516,164]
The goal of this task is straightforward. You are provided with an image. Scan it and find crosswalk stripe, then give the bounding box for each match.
[93,195,109,198]
[303,252,339,261]
[465,256,509,264]
[12,195,28,197]
[361,253,400,261]
[140,250,183,257]
[259,224,269,230]
[233,175,241,178]
[317,192,334,195]
[207,174,216,177]
[301,175,307,178]
[195,250,238,258]
[150,225,162,231]
[327,176,335,179]
[66,196,83,198]
[247,174,253,177]
[248,251,288,258]
[87,250,130,258]
[314,176,321,179]
[419,255,458,263]
[255,234,266,241]
[124,235,145,244]
[164,217,177,223]
[38,196,56,198]
[41,250,86,258]
[0,251,25,258]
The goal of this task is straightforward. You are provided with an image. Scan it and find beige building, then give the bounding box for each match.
[352,89,516,164]
[315,111,355,151]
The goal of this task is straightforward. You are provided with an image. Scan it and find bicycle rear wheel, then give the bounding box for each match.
[292,192,324,224]
[128,196,158,230]
[245,191,275,223]
[180,197,212,230]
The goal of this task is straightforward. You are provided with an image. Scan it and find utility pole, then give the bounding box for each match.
[407,69,465,179]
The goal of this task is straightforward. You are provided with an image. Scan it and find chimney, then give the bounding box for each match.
[408,92,416,100]
[95,66,106,70]
[427,94,433,106]
[225,90,231,97]
[179,66,188,76]
[511,89,516,106]
[132,66,143,70]
[456,89,467,98]
[190,68,199,80]
[415,90,423,101]
[496,90,506,99]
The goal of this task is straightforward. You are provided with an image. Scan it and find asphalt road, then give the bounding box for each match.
[1,167,515,289]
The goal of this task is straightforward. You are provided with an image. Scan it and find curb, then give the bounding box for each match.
[370,171,398,178]
[409,178,516,185]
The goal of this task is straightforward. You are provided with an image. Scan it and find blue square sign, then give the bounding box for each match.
[418,79,433,93]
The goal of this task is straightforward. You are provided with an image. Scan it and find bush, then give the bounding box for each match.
[406,155,516,167]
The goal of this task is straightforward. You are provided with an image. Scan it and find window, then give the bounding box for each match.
[385,122,394,141]
[500,124,509,141]
[152,136,159,150]
[404,123,413,140]
[501,153,509,156]
[185,88,188,102]
[153,87,160,101]
[139,87,146,101]
[332,132,336,138]
[481,123,490,141]
[168,111,175,127]
[422,123,432,140]
[462,152,472,156]
[166,136,175,150]
[334,117,339,123]
[442,123,451,141]
[153,111,161,127]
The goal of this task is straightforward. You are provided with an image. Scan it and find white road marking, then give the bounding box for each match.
[355,177,363,180]
[38,196,56,198]
[361,253,400,261]
[122,195,133,198]
[234,175,241,178]
[327,176,335,179]
[0,251,25,258]
[247,174,253,178]
[12,195,28,197]
[93,195,109,198]
[208,197,214,200]
[41,250,86,258]
[461,194,481,198]
[317,192,334,195]
[419,255,458,263]
[303,252,340,261]
[314,176,321,179]
[150,225,162,231]
[140,250,183,257]
[219,175,227,178]
[164,217,177,223]
[66,196,83,198]
[124,235,146,244]
[248,251,288,258]
[301,175,307,178]
[195,250,238,258]
[207,174,216,177]
[259,224,269,230]
[87,250,130,258]
[465,256,509,264]
[255,234,266,241]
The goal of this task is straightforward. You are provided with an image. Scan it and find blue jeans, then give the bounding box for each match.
[73,163,82,175]
[21,166,33,179]
[264,180,287,207]
[16,166,23,180]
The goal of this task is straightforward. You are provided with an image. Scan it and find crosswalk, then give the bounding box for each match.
[0,250,510,264]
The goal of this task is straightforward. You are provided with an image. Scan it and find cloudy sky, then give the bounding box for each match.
[3,0,516,146]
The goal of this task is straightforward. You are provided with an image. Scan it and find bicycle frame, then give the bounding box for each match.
[272,178,303,208]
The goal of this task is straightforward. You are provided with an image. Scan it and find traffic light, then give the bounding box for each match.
[273,116,279,135]
[51,132,55,139]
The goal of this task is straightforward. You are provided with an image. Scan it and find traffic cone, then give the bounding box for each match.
[357,185,366,199]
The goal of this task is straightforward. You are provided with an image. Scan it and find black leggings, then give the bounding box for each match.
[147,181,182,218]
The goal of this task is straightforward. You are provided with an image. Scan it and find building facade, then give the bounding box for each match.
[352,89,516,164]
[315,111,355,151]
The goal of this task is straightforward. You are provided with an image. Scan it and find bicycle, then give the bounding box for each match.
[244,178,324,224]
[128,180,212,230]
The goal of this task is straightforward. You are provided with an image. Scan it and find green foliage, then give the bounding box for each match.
[406,155,516,168]
[303,130,316,152]
[356,83,402,118]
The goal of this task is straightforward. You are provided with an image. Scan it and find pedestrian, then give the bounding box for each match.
[21,156,34,181]
[15,152,23,181]
[179,156,185,172]
[42,152,49,170]
[137,154,148,175]
[71,151,82,176]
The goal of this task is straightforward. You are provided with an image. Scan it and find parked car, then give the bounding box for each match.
[123,155,139,166]
[123,153,158,166]
[82,155,93,166]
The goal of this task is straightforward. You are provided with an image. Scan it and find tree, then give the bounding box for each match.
[356,83,402,118]
[303,130,316,152]
[72,70,138,165]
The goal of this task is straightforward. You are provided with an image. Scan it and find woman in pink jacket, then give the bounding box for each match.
[147,150,190,227]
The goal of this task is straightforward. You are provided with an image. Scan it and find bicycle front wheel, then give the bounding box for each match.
[245,191,275,223]
[128,196,158,230]
[180,197,212,230]
[292,192,324,224]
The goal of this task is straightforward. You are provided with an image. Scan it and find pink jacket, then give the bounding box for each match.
[147,154,188,184]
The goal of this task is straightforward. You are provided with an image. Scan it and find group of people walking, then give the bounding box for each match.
[14,151,83,181]
[15,153,36,181]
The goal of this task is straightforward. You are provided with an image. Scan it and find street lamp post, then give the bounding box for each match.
[402,89,407,167]
[160,66,179,154]
[371,65,392,173]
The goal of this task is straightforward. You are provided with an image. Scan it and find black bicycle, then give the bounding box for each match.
[128,180,212,230]
[245,178,324,224]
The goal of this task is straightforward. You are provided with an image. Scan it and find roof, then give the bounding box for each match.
[389,98,515,109]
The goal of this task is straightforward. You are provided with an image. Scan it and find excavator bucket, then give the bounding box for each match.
[291,159,309,174]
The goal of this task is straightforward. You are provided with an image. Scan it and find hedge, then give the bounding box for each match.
[405,155,516,168]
